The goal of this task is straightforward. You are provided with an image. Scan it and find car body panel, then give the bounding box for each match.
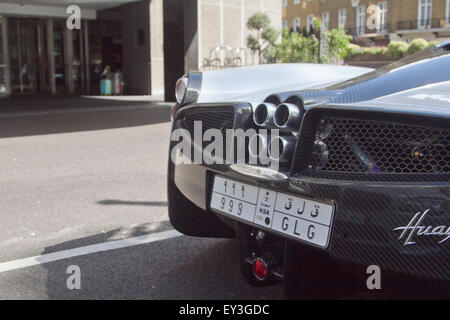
[197,63,373,105]
[333,81,450,119]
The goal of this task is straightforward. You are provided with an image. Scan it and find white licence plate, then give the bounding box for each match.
[210,176,335,248]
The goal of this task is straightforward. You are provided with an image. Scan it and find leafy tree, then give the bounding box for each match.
[247,13,279,63]
[276,24,350,64]
[322,26,352,63]
[276,29,316,63]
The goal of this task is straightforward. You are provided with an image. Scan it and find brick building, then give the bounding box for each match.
[282,0,450,45]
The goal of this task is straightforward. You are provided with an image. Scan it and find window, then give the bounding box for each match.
[418,0,432,29]
[293,17,301,32]
[282,19,288,30]
[322,12,330,30]
[282,0,287,8]
[294,0,301,4]
[338,9,347,28]
[356,5,366,35]
[446,0,450,26]
[307,14,314,33]
[377,2,388,32]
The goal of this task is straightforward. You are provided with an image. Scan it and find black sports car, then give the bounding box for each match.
[168,41,449,299]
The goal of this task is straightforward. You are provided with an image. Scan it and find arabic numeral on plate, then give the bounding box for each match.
[229,199,234,212]
[237,202,243,216]
[232,183,236,196]
[242,185,245,198]
[220,197,225,210]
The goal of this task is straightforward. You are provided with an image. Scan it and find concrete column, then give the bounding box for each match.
[220,0,224,46]
[149,0,164,97]
[64,28,74,94]
[184,0,199,72]
[240,0,245,48]
[122,0,151,95]
[83,20,90,94]
[46,18,56,95]
[197,0,203,70]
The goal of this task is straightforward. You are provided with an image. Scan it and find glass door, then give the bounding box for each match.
[53,20,66,92]
[0,17,10,96]
[8,18,47,95]
[72,28,87,93]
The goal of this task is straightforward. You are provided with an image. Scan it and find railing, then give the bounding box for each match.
[202,46,255,70]
[347,24,390,37]
[397,18,445,30]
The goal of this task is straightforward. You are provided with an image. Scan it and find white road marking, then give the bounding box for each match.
[0,229,182,273]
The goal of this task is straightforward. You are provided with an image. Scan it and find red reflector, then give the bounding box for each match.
[171,104,177,121]
[253,259,268,281]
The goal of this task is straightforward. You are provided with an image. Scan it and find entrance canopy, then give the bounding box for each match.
[0,0,142,19]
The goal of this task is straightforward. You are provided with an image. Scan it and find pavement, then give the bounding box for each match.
[0,101,282,300]
[0,95,173,118]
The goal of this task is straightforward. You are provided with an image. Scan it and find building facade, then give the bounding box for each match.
[282,0,450,45]
[0,0,281,100]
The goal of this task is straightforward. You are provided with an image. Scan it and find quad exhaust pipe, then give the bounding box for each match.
[251,101,301,164]
[274,103,302,132]
[268,136,297,164]
[248,133,268,159]
[253,103,278,129]
[254,103,302,132]
[247,134,297,164]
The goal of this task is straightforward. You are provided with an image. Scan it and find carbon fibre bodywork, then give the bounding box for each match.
[168,44,450,283]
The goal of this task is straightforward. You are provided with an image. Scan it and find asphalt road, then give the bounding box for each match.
[0,106,282,300]
[0,106,445,300]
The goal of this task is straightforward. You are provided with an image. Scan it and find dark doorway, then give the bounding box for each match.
[163,0,185,102]
[102,37,123,73]
[88,17,123,95]
[8,18,48,95]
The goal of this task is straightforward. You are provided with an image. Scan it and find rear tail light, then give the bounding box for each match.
[171,104,177,122]
[252,258,269,281]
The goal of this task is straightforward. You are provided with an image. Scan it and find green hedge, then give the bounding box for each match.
[348,38,434,60]
[386,41,409,59]
[407,38,431,55]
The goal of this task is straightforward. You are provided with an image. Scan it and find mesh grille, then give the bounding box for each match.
[184,111,234,139]
[183,110,235,161]
[308,117,450,174]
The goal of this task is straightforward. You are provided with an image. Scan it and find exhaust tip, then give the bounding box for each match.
[254,103,277,128]
[274,103,302,131]
[268,136,296,163]
[248,134,268,159]
[268,137,284,161]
